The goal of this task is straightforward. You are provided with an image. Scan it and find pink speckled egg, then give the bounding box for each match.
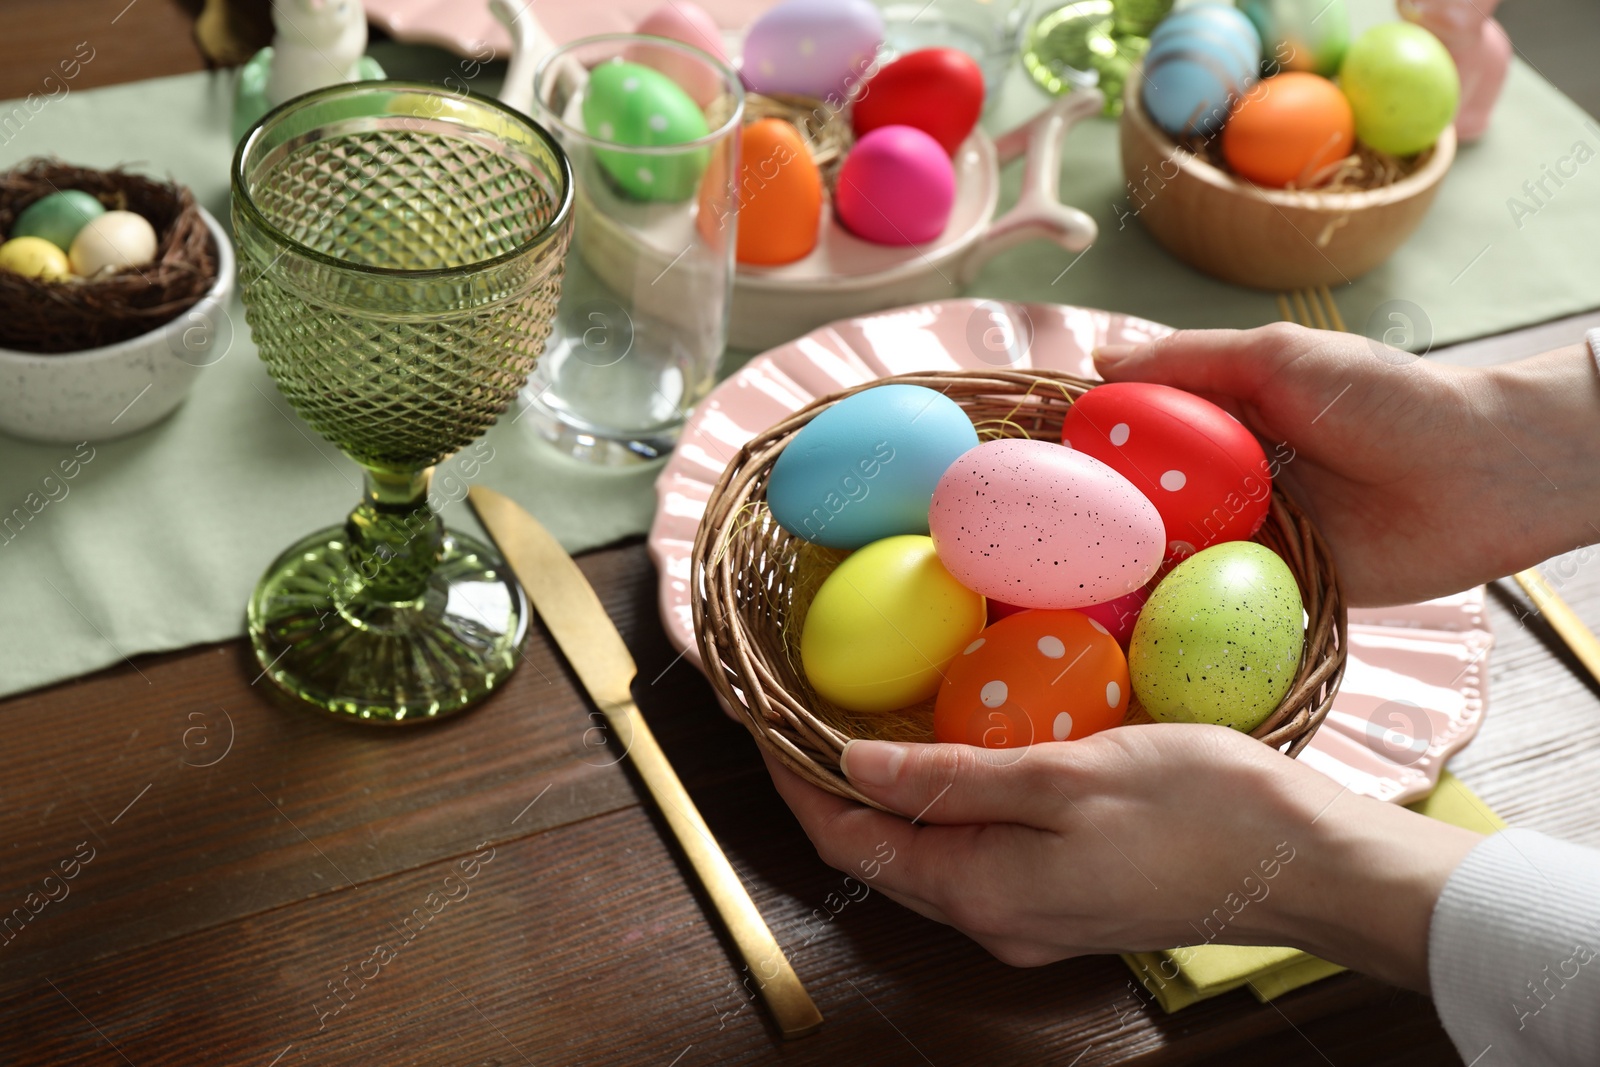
[633,2,728,107]
[929,438,1164,609]
[834,125,955,246]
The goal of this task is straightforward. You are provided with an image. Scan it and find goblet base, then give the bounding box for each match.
[248,525,528,724]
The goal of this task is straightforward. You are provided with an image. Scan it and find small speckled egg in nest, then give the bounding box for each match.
[1129,541,1306,731]
[928,437,1164,609]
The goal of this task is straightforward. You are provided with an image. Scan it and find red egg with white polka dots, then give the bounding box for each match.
[1078,583,1152,648]
[988,599,1026,624]
[934,610,1129,748]
[1061,383,1272,566]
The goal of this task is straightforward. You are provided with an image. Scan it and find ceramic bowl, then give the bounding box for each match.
[1118,68,1456,289]
[0,207,235,444]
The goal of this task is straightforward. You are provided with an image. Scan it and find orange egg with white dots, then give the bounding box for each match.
[1221,72,1355,189]
[934,610,1129,748]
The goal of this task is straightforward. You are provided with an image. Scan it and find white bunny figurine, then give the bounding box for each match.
[232,0,385,143]
[266,0,372,106]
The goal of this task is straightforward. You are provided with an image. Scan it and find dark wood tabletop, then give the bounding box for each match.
[6,4,1600,1065]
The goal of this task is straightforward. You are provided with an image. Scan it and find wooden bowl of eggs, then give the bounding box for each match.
[1118,5,1457,290]
[0,159,233,443]
[691,369,1347,808]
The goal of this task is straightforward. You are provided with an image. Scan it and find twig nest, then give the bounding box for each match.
[0,158,217,353]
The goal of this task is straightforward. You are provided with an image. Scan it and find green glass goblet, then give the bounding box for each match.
[232,82,573,723]
[1023,0,1173,114]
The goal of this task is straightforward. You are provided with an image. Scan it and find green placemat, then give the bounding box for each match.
[2,6,1597,698]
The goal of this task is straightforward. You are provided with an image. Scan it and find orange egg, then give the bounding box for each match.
[698,118,822,266]
[933,610,1129,748]
[1221,72,1355,189]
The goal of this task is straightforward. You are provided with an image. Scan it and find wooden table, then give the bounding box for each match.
[6,6,1600,1064]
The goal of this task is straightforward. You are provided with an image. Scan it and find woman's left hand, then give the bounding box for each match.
[764,724,1481,989]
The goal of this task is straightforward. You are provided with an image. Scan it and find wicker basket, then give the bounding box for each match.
[691,368,1348,809]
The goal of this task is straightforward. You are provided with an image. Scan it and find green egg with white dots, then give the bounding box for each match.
[582,60,710,202]
[1129,542,1305,732]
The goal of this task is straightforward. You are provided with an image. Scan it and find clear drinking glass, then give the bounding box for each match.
[873,0,1033,100]
[524,34,744,465]
[233,82,572,723]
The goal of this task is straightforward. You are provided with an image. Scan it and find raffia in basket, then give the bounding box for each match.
[691,369,1348,810]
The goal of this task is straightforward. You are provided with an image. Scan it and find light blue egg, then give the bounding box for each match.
[1142,5,1262,137]
[1143,54,1251,136]
[1147,4,1262,84]
[1150,4,1263,57]
[767,384,979,549]
[1146,29,1257,85]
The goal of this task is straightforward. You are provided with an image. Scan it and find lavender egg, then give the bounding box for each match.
[929,438,1164,609]
[741,0,884,102]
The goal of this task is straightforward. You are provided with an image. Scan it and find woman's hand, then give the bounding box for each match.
[767,727,1481,991]
[1093,324,1600,605]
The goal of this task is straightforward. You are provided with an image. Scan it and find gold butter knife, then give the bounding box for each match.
[1513,567,1600,689]
[469,486,824,1039]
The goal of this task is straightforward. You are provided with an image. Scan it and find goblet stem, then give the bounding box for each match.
[346,467,443,603]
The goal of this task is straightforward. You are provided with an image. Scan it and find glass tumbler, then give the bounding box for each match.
[524,35,744,464]
[873,0,1033,100]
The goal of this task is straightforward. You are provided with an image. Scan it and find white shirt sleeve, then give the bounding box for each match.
[1428,828,1600,1066]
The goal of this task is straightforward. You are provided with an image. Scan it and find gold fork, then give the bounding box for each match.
[1275,285,1347,333]
[1277,285,1600,690]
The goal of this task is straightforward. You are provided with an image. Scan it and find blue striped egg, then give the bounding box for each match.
[1142,4,1262,137]
[1147,7,1261,76]
[1149,5,1262,55]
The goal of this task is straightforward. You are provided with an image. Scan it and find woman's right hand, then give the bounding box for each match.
[1093,324,1600,606]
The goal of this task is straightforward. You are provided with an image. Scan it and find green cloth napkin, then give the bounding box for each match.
[2,0,1598,698]
[1122,770,1509,1011]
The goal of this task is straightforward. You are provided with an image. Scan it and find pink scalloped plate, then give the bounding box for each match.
[646,299,1493,805]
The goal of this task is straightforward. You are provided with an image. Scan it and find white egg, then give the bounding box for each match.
[68,210,158,276]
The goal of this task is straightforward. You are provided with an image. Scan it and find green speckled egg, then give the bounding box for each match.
[11,190,105,252]
[582,60,711,202]
[1129,542,1305,731]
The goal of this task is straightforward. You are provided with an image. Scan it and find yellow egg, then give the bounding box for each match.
[800,535,987,713]
[0,236,71,280]
[68,210,158,277]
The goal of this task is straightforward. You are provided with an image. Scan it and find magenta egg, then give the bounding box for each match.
[834,125,955,246]
[929,438,1164,609]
